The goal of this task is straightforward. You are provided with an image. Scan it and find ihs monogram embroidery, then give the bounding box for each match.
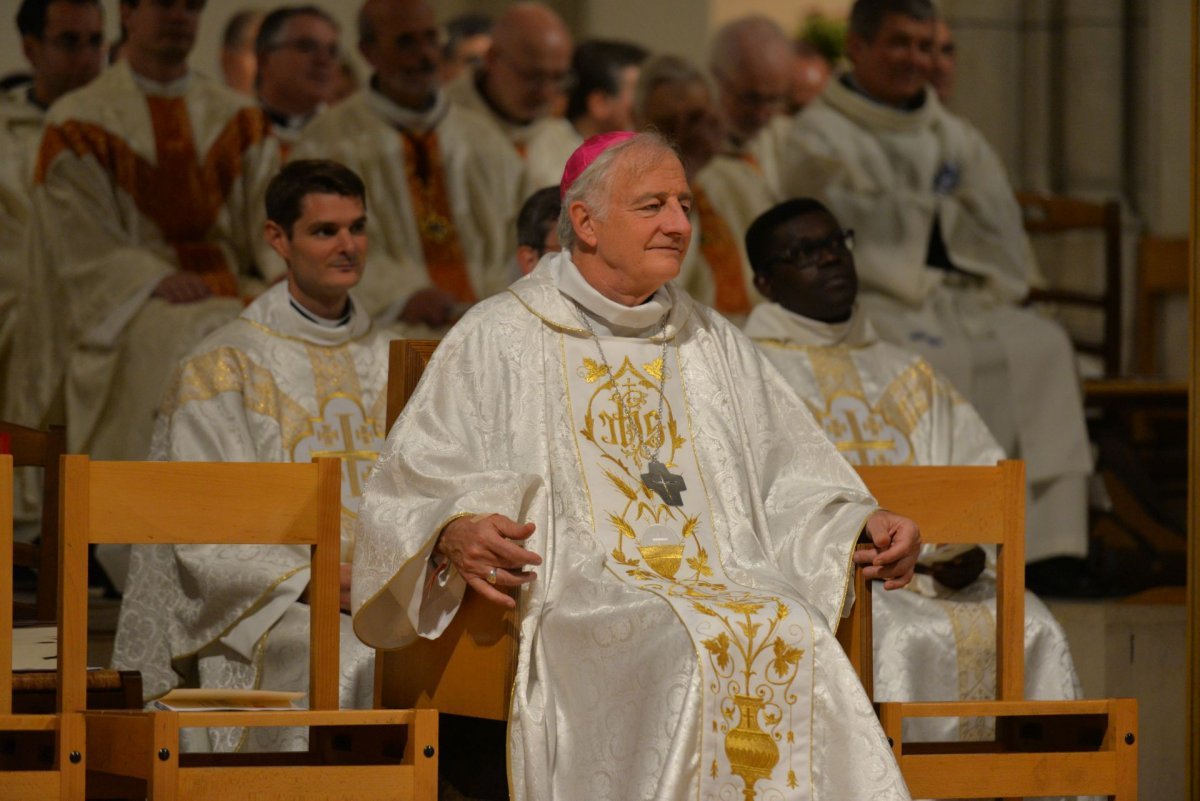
[568,344,814,799]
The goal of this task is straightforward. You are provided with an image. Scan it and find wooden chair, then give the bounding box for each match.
[1,421,66,621]
[860,461,1138,800]
[1017,192,1123,377]
[60,456,437,800]
[1,454,87,799]
[1133,236,1188,377]
[377,340,516,720]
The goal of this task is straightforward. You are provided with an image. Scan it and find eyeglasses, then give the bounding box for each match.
[43,33,105,53]
[272,38,340,60]
[766,229,854,270]
[496,53,573,91]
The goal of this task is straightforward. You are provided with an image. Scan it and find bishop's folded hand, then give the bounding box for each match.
[436,513,542,608]
[854,509,921,590]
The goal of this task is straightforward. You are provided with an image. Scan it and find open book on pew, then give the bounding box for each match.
[152,688,305,712]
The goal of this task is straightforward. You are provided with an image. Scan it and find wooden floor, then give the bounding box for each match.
[18,581,1185,799]
[1046,595,1187,800]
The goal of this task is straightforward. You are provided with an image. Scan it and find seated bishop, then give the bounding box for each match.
[291,0,524,332]
[779,0,1092,566]
[112,160,390,753]
[352,131,919,801]
[742,198,1083,743]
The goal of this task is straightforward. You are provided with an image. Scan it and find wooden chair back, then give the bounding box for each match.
[386,339,440,430]
[853,461,1026,700]
[0,421,66,621]
[1134,236,1188,376]
[854,461,1137,799]
[1,455,12,714]
[378,340,518,720]
[61,456,438,799]
[1,454,85,799]
[1017,192,1123,376]
[60,457,345,715]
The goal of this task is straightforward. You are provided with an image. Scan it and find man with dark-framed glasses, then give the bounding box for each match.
[743,196,1084,746]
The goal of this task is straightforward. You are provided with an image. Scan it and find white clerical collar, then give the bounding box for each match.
[553,254,671,338]
[128,68,191,97]
[743,302,876,349]
[366,83,448,134]
[288,294,352,328]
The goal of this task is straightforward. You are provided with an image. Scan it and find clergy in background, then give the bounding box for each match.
[112,160,387,753]
[253,5,341,147]
[292,0,523,331]
[708,15,795,200]
[742,198,1082,743]
[7,0,280,478]
[444,2,576,178]
[1,0,105,399]
[353,131,918,801]
[779,0,1091,565]
[635,54,776,324]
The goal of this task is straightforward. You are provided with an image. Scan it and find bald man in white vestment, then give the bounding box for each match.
[112,160,388,753]
[352,131,918,801]
[292,0,523,331]
[635,55,776,326]
[444,2,576,182]
[742,199,1082,745]
[779,0,1091,563]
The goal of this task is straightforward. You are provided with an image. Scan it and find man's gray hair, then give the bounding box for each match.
[849,0,936,41]
[708,16,790,82]
[632,53,710,127]
[557,132,678,253]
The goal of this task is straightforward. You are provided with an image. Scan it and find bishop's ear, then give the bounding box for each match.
[568,200,600,250]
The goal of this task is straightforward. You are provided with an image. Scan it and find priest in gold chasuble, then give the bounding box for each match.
[113,161,389,752]
[743,198,1083,745]
[353,132,917,801]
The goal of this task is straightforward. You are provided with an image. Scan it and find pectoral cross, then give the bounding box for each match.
[642,459,686,507]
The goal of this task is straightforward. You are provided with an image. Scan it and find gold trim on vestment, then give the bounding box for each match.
[752,338,873,353]
[154,562,311,703]
[237,317,377,347]
[933,595,996,740]
[565,330,816,799]
[505,286,694,342]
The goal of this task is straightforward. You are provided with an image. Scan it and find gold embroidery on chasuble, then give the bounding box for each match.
[692,186,751,316]
[35,99,269,297]
[290,344,384,557]
[802,348,920,466]
[562,335,814,800]
[399,130,476,303]
[931,597,996,740]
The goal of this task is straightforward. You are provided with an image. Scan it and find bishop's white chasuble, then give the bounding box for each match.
[112,282,390,752]
[745,302,1083,746]
[353,253,910,801]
